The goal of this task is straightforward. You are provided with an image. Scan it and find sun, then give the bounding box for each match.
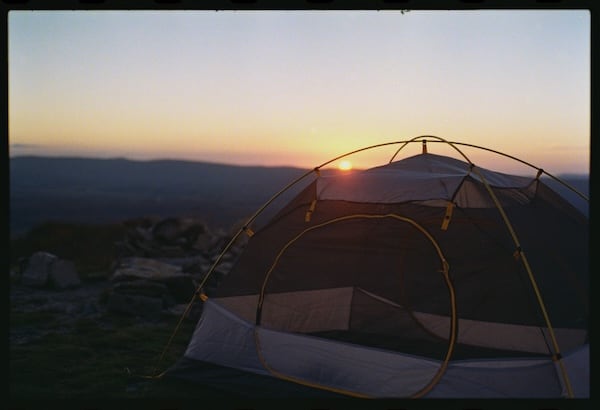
[338,160,353,171]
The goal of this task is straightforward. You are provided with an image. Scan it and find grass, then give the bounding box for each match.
[9,310,201,401]
[9,221,224,404]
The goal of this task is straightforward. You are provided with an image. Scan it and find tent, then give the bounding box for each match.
[162,137,589,398]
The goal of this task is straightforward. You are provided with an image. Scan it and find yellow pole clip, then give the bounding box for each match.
[243,226,255,237]
[305,199,317,222]
[199,292,208,302]
[441,202,454,231]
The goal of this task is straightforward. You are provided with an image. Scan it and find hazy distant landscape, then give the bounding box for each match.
[9,156,589,238]
[9,156,313,237]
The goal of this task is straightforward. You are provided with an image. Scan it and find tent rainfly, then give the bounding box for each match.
[161,137,589,398]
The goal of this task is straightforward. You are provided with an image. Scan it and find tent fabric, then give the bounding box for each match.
[167,152,589,398]
[179,299,585,398]
[316,153,535,206]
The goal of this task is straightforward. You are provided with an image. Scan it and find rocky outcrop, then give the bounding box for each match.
[106,257,196,318]
[113,217,249,295]
[12,217,249,324]
[20,251,56,287]
[115,217,224,258]
[20,251,81,289]
[112,257,183,281]
[115,217,247,261]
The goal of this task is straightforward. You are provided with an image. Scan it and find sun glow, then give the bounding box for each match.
[338,160,353,171]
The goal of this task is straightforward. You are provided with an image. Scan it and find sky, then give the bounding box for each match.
[8,9,590,174]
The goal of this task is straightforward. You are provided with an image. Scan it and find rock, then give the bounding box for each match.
[132,226,154,243]
[49,259,81,289]
[152,217,209,248]
[21,251,57,288]
[192,232,215,255]
[116,216,241,261]
[112,257,182,282]
[110,256,195,304]
[154,255,210,270]
[106,292,163,318]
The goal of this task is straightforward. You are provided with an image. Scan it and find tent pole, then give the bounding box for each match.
[469,165,576,398]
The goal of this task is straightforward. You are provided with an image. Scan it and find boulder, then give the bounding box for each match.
[110,258,196,305]
[112,257,182,282]
[152,217,209,248]
[48,259,81,289]
[154,255,210,270]
[192,232,216,255]
[20,251,57,288]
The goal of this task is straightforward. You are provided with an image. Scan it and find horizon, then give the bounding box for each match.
[8,10,590,175]
[9,149,591,178]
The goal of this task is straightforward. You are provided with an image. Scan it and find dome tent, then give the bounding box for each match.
[160,136,589,398]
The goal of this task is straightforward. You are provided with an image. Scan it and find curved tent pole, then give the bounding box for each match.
[152,136,586,395]
[151,140,447,376]
[150,166,318,376]
[188,136,588,306]
[178,141,430,302]
[468,164,576,398]
[392,135,577,397]
[253,213,457,399]
[390,136,588,202]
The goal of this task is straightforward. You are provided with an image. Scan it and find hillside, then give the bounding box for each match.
[9,156,311,237]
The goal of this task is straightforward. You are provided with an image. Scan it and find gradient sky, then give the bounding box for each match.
[8,9,590,174]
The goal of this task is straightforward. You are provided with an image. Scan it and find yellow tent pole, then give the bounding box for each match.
[151,135,587,391]
[255,213,457,398]
[469,165,575,398]
[391,135,578,397]
[390,137,588,202]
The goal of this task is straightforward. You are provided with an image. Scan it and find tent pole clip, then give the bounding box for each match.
[536,169,544,180]
[305,199,318,222]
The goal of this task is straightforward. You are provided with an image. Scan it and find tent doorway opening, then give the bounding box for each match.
[252,213,457,397]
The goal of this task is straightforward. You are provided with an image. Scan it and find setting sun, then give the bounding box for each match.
[339,160,353,171]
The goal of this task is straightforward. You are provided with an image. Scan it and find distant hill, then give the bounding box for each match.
[9,156,589,237]
[9,156,312,237]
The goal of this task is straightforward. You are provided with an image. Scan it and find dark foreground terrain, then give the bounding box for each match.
[8,219,227,404]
